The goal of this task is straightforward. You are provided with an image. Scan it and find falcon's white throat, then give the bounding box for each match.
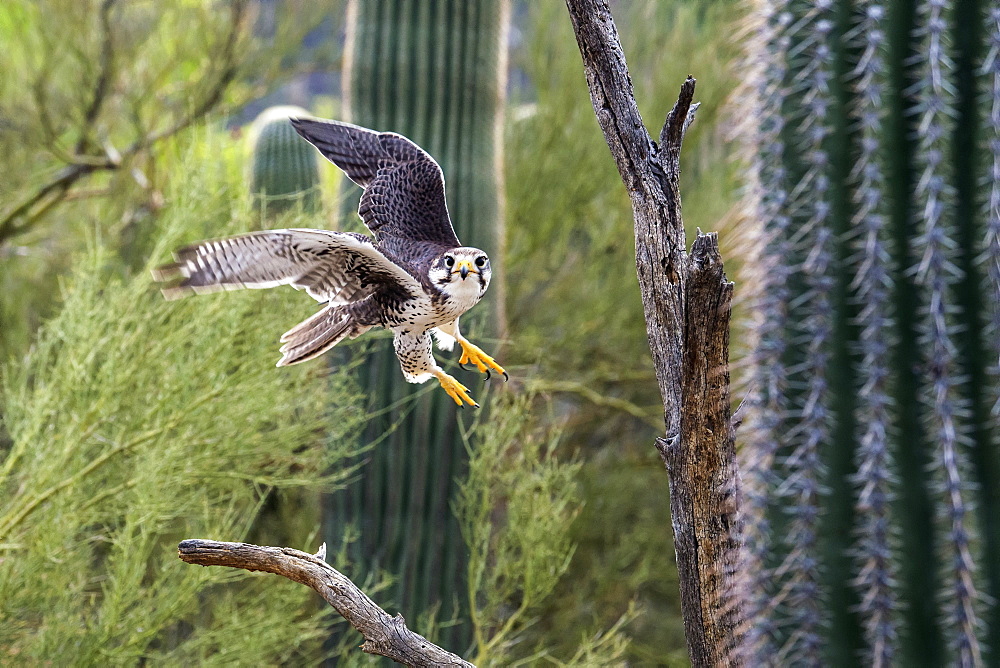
[441,270,486,313]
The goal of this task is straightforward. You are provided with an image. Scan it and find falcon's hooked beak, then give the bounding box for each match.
[456,260,474,280]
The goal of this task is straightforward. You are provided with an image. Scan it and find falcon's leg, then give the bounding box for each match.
[393,329,478,407]
[434,319,507,381]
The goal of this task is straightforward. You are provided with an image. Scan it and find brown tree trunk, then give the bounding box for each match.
[564,1,745,665]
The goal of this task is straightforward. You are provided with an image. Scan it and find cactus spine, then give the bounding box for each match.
[249,106,320,216]
[740,1,999,665]
[323,0,508,649]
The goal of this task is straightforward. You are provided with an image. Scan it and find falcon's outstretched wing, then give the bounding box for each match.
[289,118,461,248]
[152,229,421,304]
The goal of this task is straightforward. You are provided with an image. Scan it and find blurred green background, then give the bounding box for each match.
[0,0,738,665]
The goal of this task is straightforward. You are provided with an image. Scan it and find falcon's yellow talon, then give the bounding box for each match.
[457,341,506,379]
[435,371,478,407]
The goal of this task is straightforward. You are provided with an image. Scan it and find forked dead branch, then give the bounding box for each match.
[564,0,744,665]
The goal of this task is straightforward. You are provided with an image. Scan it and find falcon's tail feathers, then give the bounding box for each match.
[276,305,370,367]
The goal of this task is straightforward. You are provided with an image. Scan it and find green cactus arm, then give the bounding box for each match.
[248,106,321,216]
[913,0,983,662]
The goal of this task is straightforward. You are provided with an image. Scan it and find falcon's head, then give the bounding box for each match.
[430,247,491,301]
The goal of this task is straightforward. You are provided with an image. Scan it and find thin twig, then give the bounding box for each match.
[528,379,662,429]
[731,393,750,434]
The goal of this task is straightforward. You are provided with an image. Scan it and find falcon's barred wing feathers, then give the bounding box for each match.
[289,118,461,248]
[152,229,421,304]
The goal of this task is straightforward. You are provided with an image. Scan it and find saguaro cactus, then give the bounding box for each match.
[739,3,1000,666]
[323,0,508,648]
[248,106,321,216]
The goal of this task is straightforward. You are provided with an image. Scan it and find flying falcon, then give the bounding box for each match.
[152,117,505,407]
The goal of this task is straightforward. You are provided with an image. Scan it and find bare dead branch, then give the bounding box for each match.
[564,0,745,665]
[660,77,696,160]
[177,539,475,667]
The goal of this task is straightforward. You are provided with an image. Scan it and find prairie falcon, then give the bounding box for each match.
[152,118,505,407]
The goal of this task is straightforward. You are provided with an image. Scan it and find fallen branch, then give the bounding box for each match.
[177,539,474,667]
[565,1,745,665]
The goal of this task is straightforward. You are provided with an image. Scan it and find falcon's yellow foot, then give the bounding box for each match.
[458,340,508,381]
[434,371,479,408]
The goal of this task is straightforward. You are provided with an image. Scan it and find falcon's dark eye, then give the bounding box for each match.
[444,256,455,268]
[475,256,487,268]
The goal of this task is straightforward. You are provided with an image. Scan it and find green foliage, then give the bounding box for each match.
[459,394,632,666]
[0,122,620,666]
[738,2,1000,666]
[249,106,321,216]
[0,1,752,664]
[0,136,365,663]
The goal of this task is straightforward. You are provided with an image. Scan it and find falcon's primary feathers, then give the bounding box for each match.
[152,118,504,407]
